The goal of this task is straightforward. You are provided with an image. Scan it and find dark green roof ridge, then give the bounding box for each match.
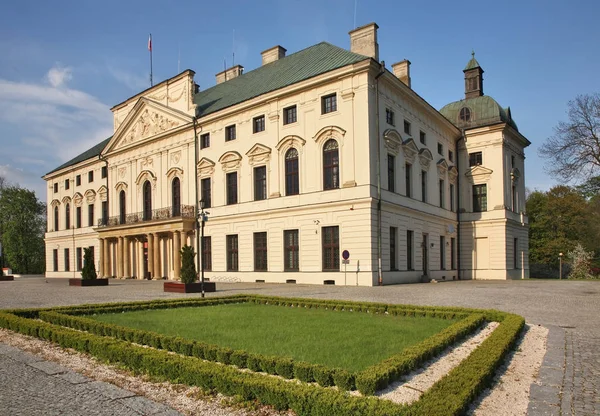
[194,42,370,117]
[46,137,112,176]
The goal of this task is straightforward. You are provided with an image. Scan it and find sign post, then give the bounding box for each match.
[342,250,350,286]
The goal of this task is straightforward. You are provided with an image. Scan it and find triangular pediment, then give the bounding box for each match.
[103,98,193,154]
[466,165,493,177]
[197,158,216,176]
[246,143,272,165]
[384,129,402,155]
[402,138,419,163]
[437,158,448,176]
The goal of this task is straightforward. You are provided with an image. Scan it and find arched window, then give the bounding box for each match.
[459,107,471,122]
[143,181,152,221]
[172,177,181,216]
[285,148,299,196]
[119,190,126,224]
[65,203,70,229]
[54,206,59,231]
[323,139,339,190]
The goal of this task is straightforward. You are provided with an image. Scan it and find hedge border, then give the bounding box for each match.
[0,295,525,415]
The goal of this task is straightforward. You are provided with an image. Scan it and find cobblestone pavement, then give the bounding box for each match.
[1,277,599,415]
[0,342,181,416]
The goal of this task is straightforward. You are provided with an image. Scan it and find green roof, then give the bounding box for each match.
[439,95,519,131]
[194,42,369,117]
[46,137,112,176]
[464,52,481,71]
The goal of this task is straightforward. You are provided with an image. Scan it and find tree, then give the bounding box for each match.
[539,93,600,182]
[81,247,97,280]
[567,243,595,280]
[0,186,46,274]
[180,245,197,284]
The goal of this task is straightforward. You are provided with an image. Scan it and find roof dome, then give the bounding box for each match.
[439,95,518,131]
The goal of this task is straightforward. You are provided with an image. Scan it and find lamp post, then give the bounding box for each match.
[198,199,209,297]
[559,252,563,280]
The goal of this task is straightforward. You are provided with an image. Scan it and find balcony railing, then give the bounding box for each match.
[97,205,195,227]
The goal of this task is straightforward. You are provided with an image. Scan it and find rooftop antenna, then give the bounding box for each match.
[224,58,227,81]
[353,0,358,29]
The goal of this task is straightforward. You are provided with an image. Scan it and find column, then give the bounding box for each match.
[123,236,130,278]
[147,233,154,279]
[103,238,111,277]
[173,231,181,281]
[153,233,161,279]
[116,237,123,278]
[99,238,105,278]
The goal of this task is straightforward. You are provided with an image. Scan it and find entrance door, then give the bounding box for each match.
[422,233,429,276]
[143,240,149,279]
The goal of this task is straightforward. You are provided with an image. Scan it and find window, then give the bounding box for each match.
[448,150,454,162]
[283,105,297,125]
[226,235,239,271]
[76,206,81,228]
[473,184,487,212]
[53,249,58,272]
[421,170,427,203]
[284,230,299,271]
[54,206,59,231]
[65,179,70,190]
[253,115,265,133]
[439,179,445,208]
[65,203,70,229]
[88,171,94,183]
[405,163,412,197]
[143,181,152,220]
[101,166,107,179]
[450,238,456,270]
[387,154,395,192]
[440,236,445,270]
[119,190,126,224]
[53,183,58,193]
[202,236,212,271]
[390,227,397,270]
[226,172,238,205]
[200,133,210,149]
[386,108,395,125]
[76,175,81,186]
[511,155,515,168]
[101,201,108,225]
[469,152,483,167]
[323,139,339,190]
[321,93,337,114]
[450,184,455,212]
[172,178,181,216]
[407,230,414,270]
[254,232,268,271]
[514,238,519,269]
[225,124,236,142]
[76,247,82,271]
[419,130,426,145]
[459,107,471,122]
[437,142,443,156]
[254,166,267,201]
[404,120,411,135]
[322,226,339,271]
[201,178,211,208]
[285,148,299,196]
[512,185,517,212]
[88,204,94,227]
[64,248,70,272]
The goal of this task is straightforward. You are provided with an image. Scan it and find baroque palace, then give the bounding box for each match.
[43,23,530,285]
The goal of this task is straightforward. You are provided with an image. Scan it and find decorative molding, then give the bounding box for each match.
[437,158,448,176]
[511,167,521,185]
[313,125,346,145]
[402,138,419,164]
[418,148,433,169]
[448,166,458,183]
[141,156,153,169]
[166,166,183,179]
[170,150,181,165]
[50,199,61,207]
[98,185,108,202]
[135,169,157,190]
[197,158,216,177]
[246,143,272,166]
[84,190,96,204]
[73,193,83,207]
[118,166,127,179]
[465,165,493,183]
[341,89,355,101]
[115,182,128,193]
[275,135,306,151]
[148,86,186,103]
[218,151,242,172]
[383,129,402,156]
[61,196,71,204]
[120,108,180,147]
[268,112,279,122]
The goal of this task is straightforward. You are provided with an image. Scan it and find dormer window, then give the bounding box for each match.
[469,151,482,167]
[459,107,471,122]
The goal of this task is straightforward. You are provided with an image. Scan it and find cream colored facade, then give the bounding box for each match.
[43,23,530,285]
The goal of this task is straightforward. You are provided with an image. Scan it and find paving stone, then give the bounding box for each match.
[0,343,21,355]
[527,400,560,416]
[55,370,93,384]
[84,380,138,399]
[529,384,560,405]
[538,366,564,388]
[118,396,183,415]
[29,360,68,375]
[4,349,45,364]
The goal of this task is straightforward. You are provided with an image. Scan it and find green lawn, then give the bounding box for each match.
[91,303,456,372]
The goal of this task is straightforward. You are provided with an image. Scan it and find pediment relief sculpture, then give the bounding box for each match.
[73,193,83,207]
[437,159,448,176]
[197,158,216,177]
[84,190,96,203]
[275,135,306,152]
[219,151,242,171]
[135,170,157,191]
[383,129,402,156]
[402,138,419,163]
[246,143,272,165]
[466,165,493,181]
[119,108,180,148]
[418,148,433,169]
[448,166,458,182]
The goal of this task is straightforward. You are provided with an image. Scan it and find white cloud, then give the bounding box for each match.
[46,64,73,88]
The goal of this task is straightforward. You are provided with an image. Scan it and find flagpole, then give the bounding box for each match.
[149,33,153,87]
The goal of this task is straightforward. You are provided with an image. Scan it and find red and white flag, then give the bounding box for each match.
[148,34,152,52]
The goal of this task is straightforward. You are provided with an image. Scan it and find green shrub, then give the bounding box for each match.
[81,247,97,280]
[216,347,234,365]
[230,350,248,368]
[332,368,355,391]
[293,362,314,383]
[180,245,196,284]
[275,358,294,379]
[313,365,333,387]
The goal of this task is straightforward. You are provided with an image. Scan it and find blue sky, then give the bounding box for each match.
[1,0,598,198]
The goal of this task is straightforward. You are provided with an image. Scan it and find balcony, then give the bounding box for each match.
[97,205,196,228]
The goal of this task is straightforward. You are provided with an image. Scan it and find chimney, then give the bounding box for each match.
[391,60,411,88]
[261,45,286,66]
[216,65,244,85]
[349,22,379,60]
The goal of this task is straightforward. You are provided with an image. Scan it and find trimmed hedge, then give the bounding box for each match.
[1,295,525,415]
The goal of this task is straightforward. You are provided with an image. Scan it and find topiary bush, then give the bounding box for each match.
[81,247,97,280]
[180,245,197,284]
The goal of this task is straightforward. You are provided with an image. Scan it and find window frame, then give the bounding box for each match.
[64,248,70,272]
[405,163,412,198]
[200,133,210,149]
[76,247,83,271]
[451,237,456,270]
[53,249,58,272]
[88,170,94,183]
[407,230,414,270]
[253,115,265,134]
[321,93,337,114]
[323,139,340,190]
[54,205,59,231]
[473,184,487,212]
[253,165,267,201]
[390,227,397,271]
[226,234,239,272]
[76,175,81,186]
[437,142,443,156]
[284,230,299,272]
[88,204,94,227]
[440,236,446,270]
[201,177,212,208]
[386,108,395,126]
[449,183,455,212]
[65,179,70,190]
[53,183,58,193]
[285,148,299,196]
[202,236,212,271]
[404,120,411,135]
[388,154,395,192]
[101,166,107,179]
[469,152,483,167]
[76,206,82,228]
[322,226,340,272]
[421,170,427,203]
[226,172,238,205]
[225,124,236,142]
[419,130,426,145]
[253,232,268,271]
[439,179,445,208]
[283,105,297,125]
[65,203,71,229]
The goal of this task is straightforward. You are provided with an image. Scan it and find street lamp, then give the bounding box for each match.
[559,252,563,280]
[198,199,209,297]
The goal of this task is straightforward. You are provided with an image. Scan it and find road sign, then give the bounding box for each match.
[342,259,350,264]
[342,250,350,260]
